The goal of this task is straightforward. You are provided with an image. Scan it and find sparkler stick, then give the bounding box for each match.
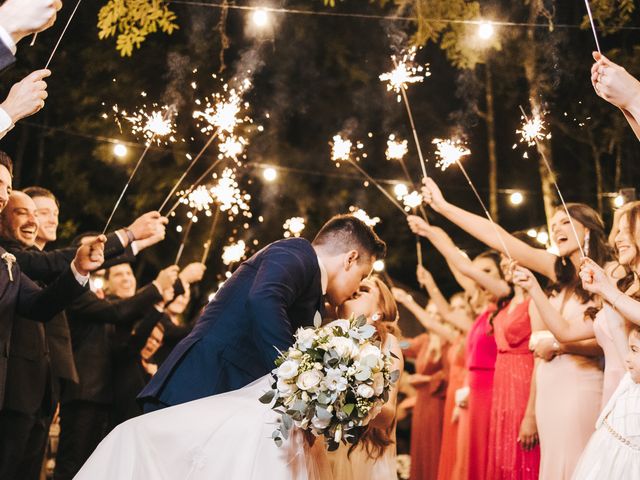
[347,159,407,216]
[175,213,196,264]
[102,106,175,234]
[201,208,221,263]
[583,0,601,54]
[45,0,84,69]
[158,134,217,213]
[164,158,225,217]
[518,106,585,258]
[433,138,513,260]
[399,87,428,180]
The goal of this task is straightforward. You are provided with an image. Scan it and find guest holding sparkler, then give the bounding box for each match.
[420,178,606,480]
[591,52,640,140]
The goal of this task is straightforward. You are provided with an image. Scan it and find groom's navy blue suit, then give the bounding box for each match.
[139,238,323,409]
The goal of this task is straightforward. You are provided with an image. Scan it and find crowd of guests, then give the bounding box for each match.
[391,173,640,479]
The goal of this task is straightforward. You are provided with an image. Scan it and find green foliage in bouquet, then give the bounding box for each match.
[260,315,400,451]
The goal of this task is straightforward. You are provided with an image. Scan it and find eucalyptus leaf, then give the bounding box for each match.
[355,315,367,328]
[342,403,355,416]
[358,324,376,339]
[316,406,332,421]
[390,369,400,383]
[259,389,276,404]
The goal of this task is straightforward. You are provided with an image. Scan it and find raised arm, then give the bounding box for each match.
[513,266,594,342]
[408,216,510,300]
[416,265,473,332]
[421,178,557,280]
[391,287,458,343]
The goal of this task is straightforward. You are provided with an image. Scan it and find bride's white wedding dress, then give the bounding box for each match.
[74,375,332,480]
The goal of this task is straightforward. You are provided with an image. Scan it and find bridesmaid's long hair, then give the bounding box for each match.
[613,202,640,299]
[350,276,401,461]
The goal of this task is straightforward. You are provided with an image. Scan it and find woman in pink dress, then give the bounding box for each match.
[406,220,510,480]
[418,178,610,480]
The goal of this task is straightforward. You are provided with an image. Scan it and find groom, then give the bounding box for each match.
[139,214,386,411]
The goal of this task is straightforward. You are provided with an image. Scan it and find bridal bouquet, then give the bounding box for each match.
[259,315,400,450]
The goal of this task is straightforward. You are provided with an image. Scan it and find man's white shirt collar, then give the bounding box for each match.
[317,257,328,295]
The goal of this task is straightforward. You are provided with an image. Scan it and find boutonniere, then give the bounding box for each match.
[2,252,16,282]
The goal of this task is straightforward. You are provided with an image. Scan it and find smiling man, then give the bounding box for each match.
[0,190,40,245]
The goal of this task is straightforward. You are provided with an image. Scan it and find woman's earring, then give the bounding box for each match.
[583,230,591,257]
[371,312,381,322]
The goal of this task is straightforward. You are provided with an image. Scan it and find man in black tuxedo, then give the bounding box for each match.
[0,186,168,480]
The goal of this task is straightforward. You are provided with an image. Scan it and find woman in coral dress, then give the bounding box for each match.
[402,326,448,480]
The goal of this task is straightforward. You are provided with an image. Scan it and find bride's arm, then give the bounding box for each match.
[369,334,404,430]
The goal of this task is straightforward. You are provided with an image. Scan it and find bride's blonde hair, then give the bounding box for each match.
[350,276,401,460]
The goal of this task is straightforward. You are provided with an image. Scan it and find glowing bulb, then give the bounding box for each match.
[527,229,538,238]
[252,8,269,27]
[113,143,128,158]
[614,194,625,208]
[478,21,494,40]
[510,191,524,206]
[373,260,385,272]
[537,231,549,245]
[263,167,277,182]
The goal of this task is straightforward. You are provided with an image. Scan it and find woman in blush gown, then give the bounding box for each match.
[419,178,611,480]
[74,278,402,480]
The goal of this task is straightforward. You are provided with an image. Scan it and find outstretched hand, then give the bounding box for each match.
[420,177,447,212]
[579,257,613,297]
[1,69,50,123]
[391,287,412,305]
[407,215,431,238]
[512,265,540,293]
[416,264,433,288]
[73,235,106,276]
[591,52,640,111]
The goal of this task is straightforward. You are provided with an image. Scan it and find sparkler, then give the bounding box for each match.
[330,134,406,215]
[45,0,84,69]
[175,212,197,265]
[516,115,550,147]
[209,168,252,220]
[518,106,585,258]
[283,217,306,238]
[385,135,409,162]
[201,208,221,264]
[102,106,176,234]
[380,48,431,179]
[583,0,601,53]
[433,137,513,260]
[124,105,177,145]
[402,191,423,211]
[222,240,246,266]
[349,207,381,227]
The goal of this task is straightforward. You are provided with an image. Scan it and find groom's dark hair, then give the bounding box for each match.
[312,214,386,260]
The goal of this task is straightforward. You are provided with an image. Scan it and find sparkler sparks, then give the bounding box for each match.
[402,191,423,211]
[193,80,252,137]
[394,183,409,200]
[330,134,353,166]
[182,185,215,213]
[217,134,247,160]
[517,114,550,146]
[379,47,430,102]
[385,134,408,161]
[349,207,381,227]
[283,217,306,238]
[222,240,246,265]
[120,104,177,145]
[432,138,471,171]
[209,168,252,219]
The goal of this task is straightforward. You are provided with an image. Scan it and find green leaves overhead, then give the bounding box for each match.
[97,0,179,56]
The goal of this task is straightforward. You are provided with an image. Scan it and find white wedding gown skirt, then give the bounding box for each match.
[74,375,332,480]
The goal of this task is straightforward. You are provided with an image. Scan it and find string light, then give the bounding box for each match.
[113,143,128,158]
[373,260,385,272]
[477,21,495,39]
[509,191,524,206]
[263,167,278,182]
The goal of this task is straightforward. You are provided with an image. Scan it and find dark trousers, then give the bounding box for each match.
[0,408,51,480]
[53,401,110,480]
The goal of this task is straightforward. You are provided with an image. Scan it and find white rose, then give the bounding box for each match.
[311,415,331,430]
[372,372,385,396]
[277,360,299,380]
[357,384,375,399]
[295,328,316,351]
[277,378,295,396]
[324,368,349,392]
[358,344,381,361]
[296,370,324,391]
[330,336,359,359]
[325,319,351,333]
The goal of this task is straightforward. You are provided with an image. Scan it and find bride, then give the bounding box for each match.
[74,276,403,480]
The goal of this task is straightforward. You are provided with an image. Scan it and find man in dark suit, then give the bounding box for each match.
[0,186,167,480]
[139,214,386,411]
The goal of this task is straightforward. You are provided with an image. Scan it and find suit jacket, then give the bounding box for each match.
[61,284,163,405]
[0,42,15,74]
[0,246,87,407]
[139,238,323,408]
